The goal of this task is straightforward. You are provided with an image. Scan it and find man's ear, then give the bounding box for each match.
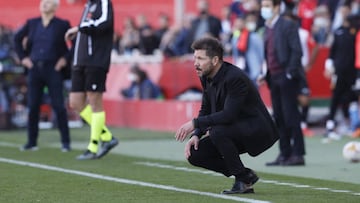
[212,56,219,66]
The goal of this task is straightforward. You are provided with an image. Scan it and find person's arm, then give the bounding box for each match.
[14,20,34,69]
[62,20,73,62]
[175,78,209,141]
[323,31,337,76]
[14,20,30,61]
[286,21,303,79]
[306,40,319,72]
[56,20,72,71]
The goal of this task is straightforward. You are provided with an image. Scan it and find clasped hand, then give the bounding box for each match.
[175,120,199,159]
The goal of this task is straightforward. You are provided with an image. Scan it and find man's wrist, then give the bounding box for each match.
[192,118,199,128]
[190,134,201,139]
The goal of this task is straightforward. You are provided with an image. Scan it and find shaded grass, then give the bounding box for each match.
[0,127,360,203]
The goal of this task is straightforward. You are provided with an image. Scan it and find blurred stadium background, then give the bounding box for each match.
[0,0,332,131]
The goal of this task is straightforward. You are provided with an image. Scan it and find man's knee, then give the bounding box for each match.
[69,93,86,112]
[187,146,202,167]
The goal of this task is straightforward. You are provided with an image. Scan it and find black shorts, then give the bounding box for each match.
[71,66,107,92]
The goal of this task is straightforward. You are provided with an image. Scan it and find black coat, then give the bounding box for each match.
[195,62,279,156]
[264,16,303,79]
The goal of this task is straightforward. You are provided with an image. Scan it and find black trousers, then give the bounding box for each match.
[269,72,305,157]
[26,60,70,147]
[328,75,357,121]
[187,125,248,178]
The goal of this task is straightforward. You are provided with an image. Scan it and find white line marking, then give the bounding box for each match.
[329,190,352,193]
[0,158,270,203]
[135,161,360,196]
[313,187,331,190]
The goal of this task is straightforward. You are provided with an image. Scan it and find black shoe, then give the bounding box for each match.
[244,168,259,185]
[96,137,119,159]
[20,144,39,151]
[222,180,254,194]
[283,155,305,166]
[76,150,97,160]
[266,155,288,166]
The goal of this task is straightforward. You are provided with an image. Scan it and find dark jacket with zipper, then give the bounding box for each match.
[73,0,114,70]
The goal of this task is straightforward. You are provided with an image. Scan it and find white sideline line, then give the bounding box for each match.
[135,161,360,197]
[0,157,270,203]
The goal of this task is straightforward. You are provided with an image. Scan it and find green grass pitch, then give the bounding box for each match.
[0,127,359,203]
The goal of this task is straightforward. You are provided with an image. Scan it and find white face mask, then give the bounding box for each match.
[127,73,138,82]
[246,22,256,31]
[261,7,273,20]
[314,17,329,28]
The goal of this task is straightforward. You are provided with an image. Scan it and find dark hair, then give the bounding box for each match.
[262,0,281,6]
[191,37,224,60]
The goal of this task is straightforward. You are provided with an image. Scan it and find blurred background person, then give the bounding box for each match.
[259,0,305,166]
[317,0,341,21]
[311,5,333,47]
[219,5,233,56]
[136,14,158,55]
[244,12,264,85]
[13,0,71,152]
[297,0,317,32]
[119,16,140,55]
[231,14,263,85]
[323,3,358,141]
[159,14,194,57]
[154,13,170,50]
[112,32,121,54]
[185,0,222,53]
[231,16,247,71]
[121,64,162,100]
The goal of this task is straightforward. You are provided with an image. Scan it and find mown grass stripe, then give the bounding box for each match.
[135,161,360,196]
[0,157,270,203]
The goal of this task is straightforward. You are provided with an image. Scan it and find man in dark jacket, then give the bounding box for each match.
[324,4,358,140]
[175,37,279,194]
[185,0,222,53]
[259,0,306,166]
[14,0,71,152]
[65,0,118,160]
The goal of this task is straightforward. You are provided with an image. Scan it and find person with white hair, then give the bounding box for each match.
[14,0,72,152]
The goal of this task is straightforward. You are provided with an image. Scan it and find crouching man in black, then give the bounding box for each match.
[175,37,279,194]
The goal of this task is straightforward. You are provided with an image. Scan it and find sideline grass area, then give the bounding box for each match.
[0,127,360,203]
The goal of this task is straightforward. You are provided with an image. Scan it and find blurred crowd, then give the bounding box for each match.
[2,1,360,67]
[110,0,360,57]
